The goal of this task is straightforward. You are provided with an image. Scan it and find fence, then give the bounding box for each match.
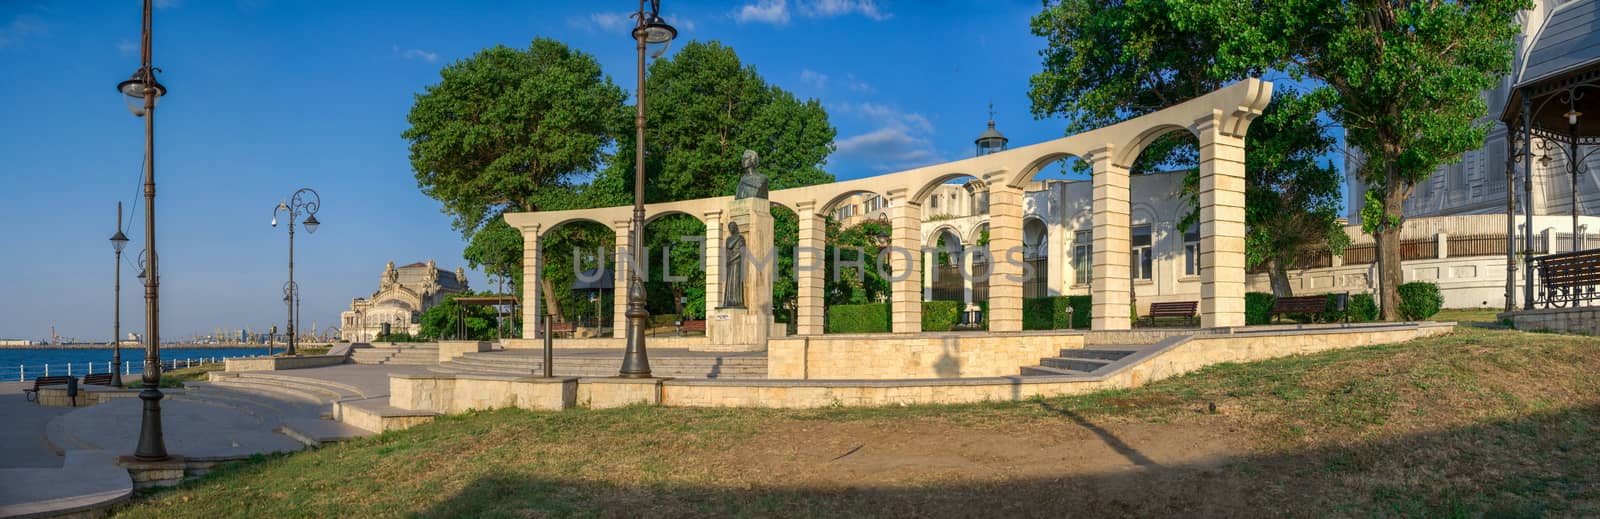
[8,356,237,383]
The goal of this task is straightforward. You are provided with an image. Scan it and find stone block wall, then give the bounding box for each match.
[1506,307,1600,335]
[766,332,1081,380]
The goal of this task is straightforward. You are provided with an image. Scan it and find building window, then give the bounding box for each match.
[931,196,939,209]
[1183,225,1201,276]
[1073,230,1092,285]
[1131,224,1153,280]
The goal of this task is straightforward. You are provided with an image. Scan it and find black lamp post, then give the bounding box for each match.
[619,0,677,378]
[120,0,169,462]
[271,188,320,356]
[109,204,129,388]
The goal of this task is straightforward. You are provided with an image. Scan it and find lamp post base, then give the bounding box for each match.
[133,388,168,461]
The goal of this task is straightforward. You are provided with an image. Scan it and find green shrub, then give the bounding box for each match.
[1397,282,1443,321]
[1348,293,1378,322]
[978,301,989,330]
[376,332,425,343]
[826,303,890,333]
[1022,298,1055,330]
[1245,292,1276,325]
[921,301,961,331]
[1067,295,1091,329]
[1022,296,1084,330]
[1319,294,1347,323]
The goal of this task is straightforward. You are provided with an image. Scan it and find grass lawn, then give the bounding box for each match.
[112,322,1599,518]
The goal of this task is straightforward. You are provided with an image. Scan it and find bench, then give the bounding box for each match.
[1534,249,1600,307]
[82,373,115,386]
[678,319,707,336]
[23,376,74,403]
[547,321,576,338]
[1271,296,1329,323]
[1142,301,1198,327]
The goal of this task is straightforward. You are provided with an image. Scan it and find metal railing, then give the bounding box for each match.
[8,356,236,383]
[1532,248,1600,308]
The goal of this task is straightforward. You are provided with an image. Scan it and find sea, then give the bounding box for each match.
[1,346,272,382]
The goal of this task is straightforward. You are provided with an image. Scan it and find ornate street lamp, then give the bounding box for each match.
[109,204,129,387]
[271,188,320,356]
[120,0,169,462]
[619,0,677,378]
[1536,136,1600,252]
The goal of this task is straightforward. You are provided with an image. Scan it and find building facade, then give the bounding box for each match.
[339,260,469,341]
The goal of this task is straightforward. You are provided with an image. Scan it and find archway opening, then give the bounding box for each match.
[540,219,616,333]
[820,190,893,333]
[642,213,707,328]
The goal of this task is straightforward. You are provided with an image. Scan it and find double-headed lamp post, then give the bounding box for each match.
[271,188,320,356]
[620,0,677,378]
[119,0,168,462]
[109,204,129,388]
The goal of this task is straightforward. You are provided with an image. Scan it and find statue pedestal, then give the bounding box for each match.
[702,197,773,353]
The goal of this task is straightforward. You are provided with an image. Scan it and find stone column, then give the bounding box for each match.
[1196,118,1248,328]
[1090,147,1132,330]
[795,202,826,335]
[962,240,975,305]
[922,247,936,301]
[887,190,923,333]
[704,211,723,312]
[521,225,541,339]
[612,220,632,335]
[986,175,1025,332]
[1046,219,1064,296]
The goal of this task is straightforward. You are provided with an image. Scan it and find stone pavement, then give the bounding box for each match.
[0,393,69,469]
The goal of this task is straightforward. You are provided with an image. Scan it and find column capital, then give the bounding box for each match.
[702,209,722,221]
[793,200,817,211]
[1084,145,1116,164]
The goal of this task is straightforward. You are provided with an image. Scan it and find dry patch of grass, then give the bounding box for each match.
[113,325,1600,518]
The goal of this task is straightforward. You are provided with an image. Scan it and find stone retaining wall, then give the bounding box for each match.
[1503,307,1600,335]
[502,336,710,350]
[224,355,347,372]
[767,332,1080,379]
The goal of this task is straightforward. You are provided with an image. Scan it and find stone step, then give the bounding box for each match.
[333,398,437,433]
[1039,357,1112,372]
[1063,348,1142,361]
[178,384,326,422]
[167,391,288,430]
[206,379,333,406]
[231,372,367,398]
[1019,365,1090,376]
[279,418,374,446]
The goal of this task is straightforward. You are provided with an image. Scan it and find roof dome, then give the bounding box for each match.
[975,102,1009,155]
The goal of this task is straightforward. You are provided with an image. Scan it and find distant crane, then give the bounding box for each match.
[50,326,61,346]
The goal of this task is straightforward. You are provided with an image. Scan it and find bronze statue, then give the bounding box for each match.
[733,149,768,200]
[720,221,746,308]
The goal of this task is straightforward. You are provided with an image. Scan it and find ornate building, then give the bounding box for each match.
[339,260,469,341]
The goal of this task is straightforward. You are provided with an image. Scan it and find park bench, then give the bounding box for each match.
[1534,249,1600,307]
[1141,301,1198,327]
[547,321,576,338]
[1271,296,1329,323]
[82,373,115,386]
[678,319,707,336]
[22,376,74,403]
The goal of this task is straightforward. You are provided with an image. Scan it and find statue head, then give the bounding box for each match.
[728,221,740,234]
[741,150,759,174]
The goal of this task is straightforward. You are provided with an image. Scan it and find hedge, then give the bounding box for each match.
[1021,296,1090,330]
[826,303,891,333]
[1397,282,1442,320]
[1348,293,1378,322]
[921,301,961,332]
[1245,292,1276,325]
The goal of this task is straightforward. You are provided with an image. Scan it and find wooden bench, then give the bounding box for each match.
[23,376,74,402]
[678,319,707,336]
[82,373,115,386]
[547,321,577,338]
[1271,296,1329,323]
[1142,301,1198,327]
[1534,249,1600,307]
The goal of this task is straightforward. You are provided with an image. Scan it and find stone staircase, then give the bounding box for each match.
[430,350,768,379]
[181,372,378,445]
[350,343,440,366]
[1019,346,1145,376]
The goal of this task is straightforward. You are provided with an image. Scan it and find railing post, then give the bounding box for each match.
[543,314,554,378]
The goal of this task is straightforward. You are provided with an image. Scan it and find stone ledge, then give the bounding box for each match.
[225,354,346,372]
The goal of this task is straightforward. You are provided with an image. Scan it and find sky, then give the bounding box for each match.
[0,0,1340,343]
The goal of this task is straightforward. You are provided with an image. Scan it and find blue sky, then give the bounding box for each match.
[0,0,1332,342]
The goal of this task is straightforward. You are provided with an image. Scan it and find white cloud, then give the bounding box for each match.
[833,103,943,169]
[803,0,889,21]
[735,0,789,25]
[800,68,828,88]
[844,73,873,93]
[117,38,138,56]
[571,11,694,33]
[393,45,438,62]
[0,15,45,50]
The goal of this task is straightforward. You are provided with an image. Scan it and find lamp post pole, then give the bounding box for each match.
[620,0,677,378]
[272,188,320,356]
[110,204,129,388]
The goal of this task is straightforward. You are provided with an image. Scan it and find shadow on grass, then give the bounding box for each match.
[413,405,1599,519]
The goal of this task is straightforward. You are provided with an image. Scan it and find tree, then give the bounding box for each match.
[590,41,837,317]
[825,219,892,305]
[1030,0,1348,297]
[1173,0,1528,319]
[418,294,499,341]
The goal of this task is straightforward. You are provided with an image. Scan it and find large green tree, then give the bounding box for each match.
[403,38,627,321]
[1171,0,1528,318]
[591,41,837,319]
[1031,0,1348,297]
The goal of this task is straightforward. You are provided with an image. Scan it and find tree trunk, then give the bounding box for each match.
[1268,257,1294,297]
[1374,225,1403,321]
[542,277,564,323]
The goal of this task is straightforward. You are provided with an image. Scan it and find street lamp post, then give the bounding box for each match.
[109,204,129,387]
[119,0,169,461]
[271,188,320,356]
[620,0,677,378]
